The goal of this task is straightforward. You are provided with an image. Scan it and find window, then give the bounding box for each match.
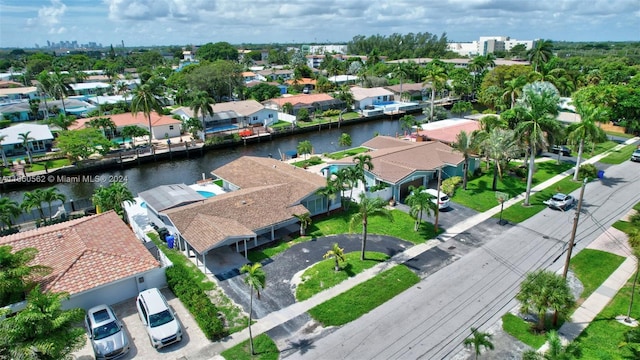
[169,125,174,130]
[268,113,273,118]
[252,116,258,121]
[304,197,324,215]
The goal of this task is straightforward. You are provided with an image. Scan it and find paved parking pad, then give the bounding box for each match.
[73,288,208,360]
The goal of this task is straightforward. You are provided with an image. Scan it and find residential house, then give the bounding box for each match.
[385,83,427,101]
[172,99,278,132]
[242,71,258,83]
[416,118,481,145]
[0,123,54,157]
[69,82,112,96]
[262,93,343,116]
[72,112,182,140]
[332,136,473,202]
[285,78,316,92]
[0,98,96,121]
[150,156,335,275]
[256,69,294,82]
[350,86,394,111]
[0,211,164,311]
[139,184,207,229]
[0,86,39,104]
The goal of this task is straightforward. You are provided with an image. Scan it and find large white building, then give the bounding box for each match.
[447,36,535,57]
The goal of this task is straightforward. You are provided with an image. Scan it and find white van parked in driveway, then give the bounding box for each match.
[422,188,450,210]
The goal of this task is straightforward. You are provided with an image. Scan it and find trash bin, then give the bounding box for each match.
[166,235,175,249]
[597,170,605,179]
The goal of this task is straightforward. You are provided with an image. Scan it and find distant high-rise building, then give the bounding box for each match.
[447,36,535,57]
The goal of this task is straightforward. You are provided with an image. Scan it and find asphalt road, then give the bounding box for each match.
[285,159,640,360]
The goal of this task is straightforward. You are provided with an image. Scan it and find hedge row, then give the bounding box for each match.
[166,263,226,340]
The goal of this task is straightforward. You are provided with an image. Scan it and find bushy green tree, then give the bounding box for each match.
[0,246,51,306]
[91,181,135,219]
[56,128,113,162]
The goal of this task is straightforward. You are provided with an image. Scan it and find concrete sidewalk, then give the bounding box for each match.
[193,137,639,358]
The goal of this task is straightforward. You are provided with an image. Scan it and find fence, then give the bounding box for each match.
[11,198,95,226]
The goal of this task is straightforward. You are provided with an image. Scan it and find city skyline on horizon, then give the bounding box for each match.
[1,0,639,49]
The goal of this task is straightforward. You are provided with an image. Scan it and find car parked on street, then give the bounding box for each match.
[550,145,571,156]
[543,193,575,210]
[423,188,450,210]
[631,149,640,162]
[136,288,183,349]
[85,304,130,360]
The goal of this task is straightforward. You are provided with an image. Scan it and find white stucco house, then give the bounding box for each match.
[72,112,182,141]
[0,123,54,157]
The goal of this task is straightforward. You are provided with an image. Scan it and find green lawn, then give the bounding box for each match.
[291,156,324,168]
[269,120,294,130]
[570,249,625,301]
[220,333,279,360]
[613,220,635,234]
[326,147,369,160]
[606,131,635,139]
[496,176,583,223]
[247,206,437,263]
[453,161,573,212]
[296,251,389,301]
[308,265,419,326]
[599,143,639,164]
[503,248,625,349]
[580,140,619,159]
[28,158,71,172]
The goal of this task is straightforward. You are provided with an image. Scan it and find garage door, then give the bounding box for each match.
[399,178,424,202]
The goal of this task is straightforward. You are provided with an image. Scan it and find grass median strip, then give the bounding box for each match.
[296,251,389,301]
[599,143,639,164]
[221,333,279,360]
[308,265,419,326]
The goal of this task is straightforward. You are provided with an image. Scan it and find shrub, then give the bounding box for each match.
[0,119,11,129]
[297,108,310,122]
[441,176,462,196]
[578,163,598,180]
[322,109,340,117]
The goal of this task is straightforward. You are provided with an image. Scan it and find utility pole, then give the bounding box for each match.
[562,178,588,279]
[434,167,442,233]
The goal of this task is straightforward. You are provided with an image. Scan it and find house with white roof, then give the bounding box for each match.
[350,86,394,110]
[69,82,112,96]
[172,100,278,133]
[0,86,39,104]
[0,123,54,157]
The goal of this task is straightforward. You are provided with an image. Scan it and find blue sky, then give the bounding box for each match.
[1,0,639,48]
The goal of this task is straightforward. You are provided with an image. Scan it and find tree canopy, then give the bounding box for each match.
[196,42,239,62]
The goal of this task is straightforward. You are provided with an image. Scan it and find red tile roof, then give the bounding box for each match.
[0,211,159,295]
[417,119,480,145]
[263,93,336,107]
[70,112,181,130]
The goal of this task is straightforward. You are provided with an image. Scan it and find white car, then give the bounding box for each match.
[423,188,450,210]
[543,193,575,211]
[136,288,183,349]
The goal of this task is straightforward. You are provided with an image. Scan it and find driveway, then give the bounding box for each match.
[73,288,208,360]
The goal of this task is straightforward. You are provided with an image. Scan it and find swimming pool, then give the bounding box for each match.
[140,201,147,208]
[206,124,239,134]
[374,101,400,106]
[196,190,215,198]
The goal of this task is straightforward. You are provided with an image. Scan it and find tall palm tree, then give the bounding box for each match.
[131,83,163,146]
[422,63,448,121]
[404,186,436,231]
[297,140,313,160]
[480,128,520,191]
[41,187,66,223]
[0,197,21,232]
[514,82,561,206]
[323,243,346,271]
[527,39,554,73]
[36,70,52,120]
[317,179,341,215]
[17,131,34,164]
[463,327,494,360]
[47,70,74,115]
[452,130,474,190]
[567,101,607,181]
[91,182,135,219]
[349,193,394,260]
[22,189,47,223]
[89,117,116,140]
[502,76,526,109]
[0,134,7,167]
[240,262,266,356]
[393,63,409,101]
[189,91,215,141]
[353,153,374,187]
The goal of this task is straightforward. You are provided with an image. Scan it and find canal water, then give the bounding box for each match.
[1,118,407,202]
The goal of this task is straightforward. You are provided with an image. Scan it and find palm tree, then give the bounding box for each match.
[502,76,526,109]
[452,130,474,190]
[121,125,149,146]
[91,182,135,219]
[22,189,46,223]
[240,262,266,356]
[349,193,394,261]
[516,270,575,331]
[393,63,409,101]
[0,198,21,232]
[353,154,374,186]
[297,140,313,160]
[514,82,561,206]
[567,101,607,181]
[0,247,52,307]
[338,133,352,148]
[36,71,52,120]
[41,187,66,223]
[317,178,341,215]
[527,39,554,73]
[422,64,448,121]
[0,134,7,167]
[400,115,417,134]
[463,327,494,360]
[18,131,34,164]
[293,212,312,236]
[89,117,116,140]
[282,102,294,115]
[478,128,520,191]
[404,186,436,231]
[323,243,346,271]
[131,83,163,146]
[190,91,215,141]
[49,113,77,131]
[47,70,74,115]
